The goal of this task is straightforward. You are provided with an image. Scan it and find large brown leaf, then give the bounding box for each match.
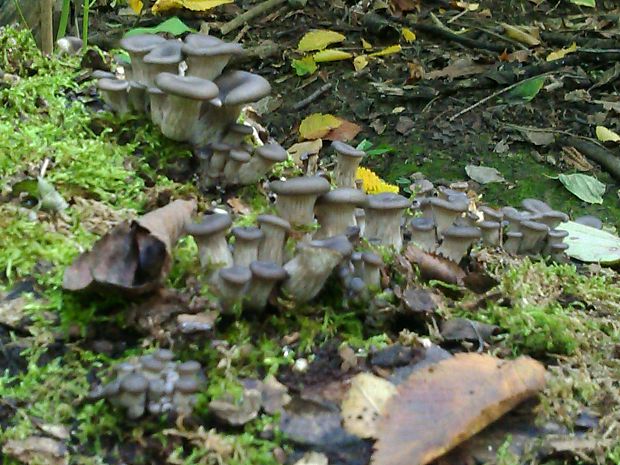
[372,353,546,465]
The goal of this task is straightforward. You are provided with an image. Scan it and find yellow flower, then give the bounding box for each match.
[355,167,399,194]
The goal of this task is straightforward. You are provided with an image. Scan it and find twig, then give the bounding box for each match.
[561,137,620,182]
[41,0,54,54]
[291,83,333,111]
[219,0,287,36]
[448,72,555,121]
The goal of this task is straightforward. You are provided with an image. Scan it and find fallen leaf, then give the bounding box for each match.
[372,354,546,465]
[128,0,144,14]
[369,45,402,57]
[324,119,362,142]
[404,245,466,285]
[561,221,620,265]
[291,56,317,76]
[3,436,68,465]
[501,23,540,46]
[546,42,577,62]
[465,165,505,184]
[342,373,398,439]
[426,58,489,80]
[595,125,620,143]
[456,1,479,10]
[362,38,373,50]
[287,139,323,166]
[440,318,499,343]
[298,30,346,52]
[261,375,291,414]
[354,55,369,72]
[507,76,545,102]
[124,17,194,36]
[299,113,342,140]
[227,197,251,215]
[568,0,595,6]
[402,28,416,43]
[313,49,353,63]
[209,386,262,426]
[558,173,605,204]
[152,0,232,13]
[521,129,555,146]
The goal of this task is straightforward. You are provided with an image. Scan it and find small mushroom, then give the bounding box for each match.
[173,376,200,415]
[361,252,383,290]
[539,210,569,230]
[153,349,175,365]
[518,220,549,254]
[269,176,331,226]
[222,148,251,185]
[430,197,468,238]
[436,226,481,263]
[185,213,233,269]
[503,231,523,255]
[118,373,148,419]
[182,34,245,81]
[237,143,288,185]
[354,208,366,235]
[143,40,183,87]
[314,188,367,239]
[222,123,254,146]
[574,215,603,229]
[127,81,147,114]
[140,356,164,381]
[501,207,527,233]
[410,179,434,197]
[548,242,569,263]
[147,379,166,414]
[231,227,264,266]
[257,214,291,265]
[282,235,353,303]
[246,260,288,311]
[155,72,219,142]
[147,86,167,126]
[202,142,232,187]
[212,265,252,311]
[177,360,202,380]
[479,206,503,223]
[331,141,365,188]
[363,193,411,250]
[478,220,502,247]
[543,229,569,256]
[97,78,129,115]
[120,34,167,84]
[409,217,437,253]
[521,198,552,214]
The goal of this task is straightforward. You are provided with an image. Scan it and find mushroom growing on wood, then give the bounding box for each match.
[436,226,481,263]
[282,235,353,303]
[363,193,411,250]
[237,143,288,185]
[269,176,331,226]
[185,213,233,269]
[182,34,245,81]
[332,141,365,188]
[539,210,569,230]
[521,198,552,214]
[257,214,291,265]
[314,188,367,239]
[222,123,254,146]
[120,34,167,84]
[155,72,219,142]
[231,227,264,266]
[246,260,288,311]
[97,78,130,115]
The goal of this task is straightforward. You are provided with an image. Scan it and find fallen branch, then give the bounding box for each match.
[291,83,333,111]
[562,137,620,182]
[220,0,287,36]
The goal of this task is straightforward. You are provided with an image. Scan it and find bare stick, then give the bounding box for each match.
[219,0,287,36]
[291,83,333,111]
[41,0,54,54]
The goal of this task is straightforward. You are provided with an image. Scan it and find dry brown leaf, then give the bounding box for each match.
[404,245,466,285]
[324,119,362,142]
[372,354,546,465]
[426,58,488,80]
[227,197,251,215]
[3,436,68,465]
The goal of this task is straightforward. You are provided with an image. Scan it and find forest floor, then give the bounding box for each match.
[1,0,620,464]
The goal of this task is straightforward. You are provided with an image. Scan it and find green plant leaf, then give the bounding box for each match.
[568,0,595,7]
[291,56,317,76]
[507,76,545,102]
[560,221,620,265]
[124,17,194,38]
[558,173,605,204]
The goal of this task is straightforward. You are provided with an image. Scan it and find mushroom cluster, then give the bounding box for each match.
[90,350,204,419]
[96,33,286,188]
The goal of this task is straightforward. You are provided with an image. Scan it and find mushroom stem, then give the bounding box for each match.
[257,215,291,266]
[245,261,287,311]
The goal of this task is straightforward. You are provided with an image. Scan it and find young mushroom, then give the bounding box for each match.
[409,217,437,253]
[257,214,291,265]
[222,123,254,146]
[212,265,252,311]
[361,252,383,290]
[503,231,523,255]
[142,40,183,87]
[97,78,130,115]
[430,197,468,238]
[222,148,251,185]
[127,81,147,114]
[119,34,167,84]
[155,72,220,142]
[237,143,288,185]
[314,188,367,239]
[478,220,502,247]
[518,220,549,254]
[185,213,233,269]
[118,373,149,419]
[182,34,245,81]
[269,176,331,226]
[521,198,552,214]
[147,86,167,126]
[173,376,200,416]
[436,226,481,263]
[331,141,366,188]
[231,227,264,266]
[543,229,569,256]
[539,210,569,230]
[246,260,288,311]
[363,193,411,250]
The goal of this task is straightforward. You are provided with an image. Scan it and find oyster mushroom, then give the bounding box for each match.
[518,220,549,254]
[354,208,366,235]
[118,373,148,419]
[212,265,251,311]
[173,376,200,415]
[314,188,367,239]
[223,148,251,185]
[257,214,291,265]
[147,379,167,414]
[503,231,523,255]
[231,227,264,266]
[331,141,365,188]
[502,207,527,233]
[202,142,232,187]
[363,193,411,250]
[155,72,219,142]
[478,220,502,247]
[410,179,434,198]
[409,217,437,253]
[238,143,288,185]
[140,356,164,381]
[119,34,167,84]
[430,197,468,238]
[548,242,569,262]
[182,34,245,81]
[539,210,569,230]
[127,81,147,114]
[282,235,353,303]
[97,78,129,115]
[147,86,166,126]
[222,123,254,146]
[246,260,288,311]
[185,213,233,269]
[269,176,331,226]
[177,361,202,380]
[543,229,569,256]
[142,40,183,87]
[479,206,503,223]
[361,252,383,290]
[521,198,552,214]
[436,225,481,263]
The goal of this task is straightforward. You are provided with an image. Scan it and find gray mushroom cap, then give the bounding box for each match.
[92,70,116,80]
[366,192,411,210]
[430,197,468,213]
[97,78,129,92]
[506,231,523,240]
[257,214,291,231]
[229,123,254,135]
[443,225,482,240]
[410,217,435,231]
[255,143,287,162]
[250,260,287,281]
[175,376,200,394]
[410,179,434,196]
[550,242,569,252]
[182,34,245,57]
[154,349,174,362]
[147,86,165,96]
[211,141,232,152]
[521,198,552,213]
[309,235,353,257]
[269,176,330,196]
[177,360,201,376]
[362,252,383,267]
[185,213,232,237]
[541,210,569,226]
[521,220,549,233]
[215,71,271,106]
[120,34,166,53]
[219,266,252,285]
[120,373,148,393]
[478,220,501,231]
[331,141,365,158]
[548,229,569,240]
[232,226,264,242]
[155,72,219,100]
[574,215,603,229]
[316,188,367,206]
[479,206,503,222]
[144,40,183,64]
[141,356,164,372]
[228,149,251,163]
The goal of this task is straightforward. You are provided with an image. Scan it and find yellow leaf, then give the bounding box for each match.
[299,113,343,140]
[152,0,231,13]
[596,125,620,143]
[546,42,577,62]
[298,30,346,52]
[369,44,402,57]
[354,55,368,72]
[152,0,183,13]
[501,23,540,46]
[313,49,353,62]
[128,0,144,14]
[362,38,373,50]
[402,28,416,43]
[456,1,479,10]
